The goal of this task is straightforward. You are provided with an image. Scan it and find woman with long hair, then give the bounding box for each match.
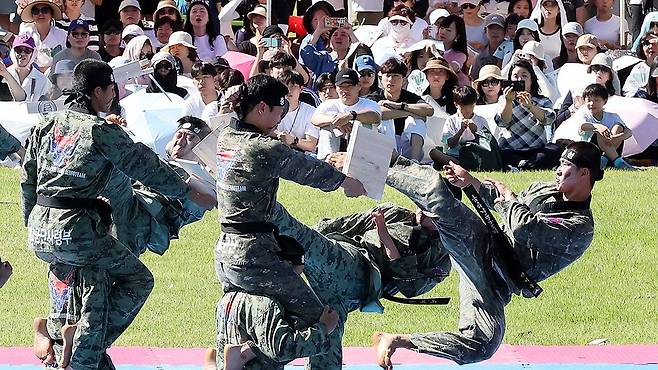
[508,0,532,18]
[530,0,567,61]
[437,14,470,86]
[499,18,539,68]
[421,57,458,161]
[461,0,486,51]
[553,21,582,69]
[184,0,228,61]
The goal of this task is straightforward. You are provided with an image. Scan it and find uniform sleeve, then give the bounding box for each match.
[92,123,189,199]
[0,124,21,160]
[315,203,413,237]
[252,300,329,362]
[20,125,40,226]
[272,140,346,191]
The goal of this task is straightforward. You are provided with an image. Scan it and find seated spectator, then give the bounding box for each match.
[215,67,244,97]
[55,0,99,51]
[122,24,144,44]
[461,0,486,51]
[5,33,51,101]
[495,60,556,169]
[153,0,183,36]
[371,6,418,59]
[473,64,504,104]
[146,51,188,98]
[552,21,582,69]
[236,4,267,55]
[17,0,67,71]
[470,13,507,80]
[575,34,600,65]
[298,0,335,62]
[368,57,434,160]
[584,0,627,50]
[267,51,319,107]
[118,0,156,45]
[426,9,449,40]
[154,17,176,50]
[315,72,338,102]
[577,83,635,169]
[201,67,244,120]
[508,0,532,19]
[634,60,658,103]
[422,57,458,115]
[0,58,27,101]
[162,31,199,76]
[530,0,568,61]
[404,40,440,96]
[430,86,489,166]
[497,18,539,68]
[48,59,74,99]
[378,2,428,44]
[274,70,320,153]
[123,34,154,62]
[184,0,228,62]
[165,115,212,160]
[630,11,658,51]
[504,13,523,38]
[183,61,218,117]
[436,15,470,86]
[300,19,356,80]
[623,31,658,97]
[98,19,124,62]
[481,0,510,17]
[311,69,382,160]
[50,19,101,78]
[355,55,379,97]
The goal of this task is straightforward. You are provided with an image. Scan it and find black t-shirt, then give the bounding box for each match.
[367,89,423,136]
[98,48,125,63]
[561,0,584,22]
[0,81,13,101]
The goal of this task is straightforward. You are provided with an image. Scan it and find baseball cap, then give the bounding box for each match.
[68,19,91,33]
[389,15,412,24]
[12,34,36,50]
[354,55,377,72]
[516,19,539,32]
[177,117,211,139]
[484,13,505,29]
[122,24,144,39]
[119,0,141,12]
[335,69,360,85]
[51,59,76,82]
[576,34,599,49]
[561,141,604,182]
[562,22,583,37]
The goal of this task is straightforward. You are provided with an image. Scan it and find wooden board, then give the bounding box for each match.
[192,127,221,174]
[207,113,233,131]
[343,123,396,200]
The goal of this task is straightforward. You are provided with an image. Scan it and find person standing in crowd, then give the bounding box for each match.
[98,19,123,62]
[274,70,319,153]
[436,15,470,86]
[375,140,600,367]
[50,19,102,78]
[298,1,334,63]
[530,0,566,61]
[55,0,99,51]
[584,0,627,50]
[6,34,51,101]
[470,13,507,80]
[461,0,485,51]
[235,4,267,54]
[473,64,504,105]
[552,21,583,69]
[300,19,356,80]
[17,0,67,71]
[184,0,229,62]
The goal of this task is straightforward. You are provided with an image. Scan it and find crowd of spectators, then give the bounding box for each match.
[1,0,658,171]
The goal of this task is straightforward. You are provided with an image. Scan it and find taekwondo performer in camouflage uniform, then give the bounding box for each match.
[372,141,602,368]
[22,59,215,370]
[214,74,366,356]
[209,202,452,370]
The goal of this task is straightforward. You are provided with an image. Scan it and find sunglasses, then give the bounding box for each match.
[71,31,89,38]
[14,46,34,55]
[31,6,52,16]
[461,3,477,9]
[155,62,172,70]
[140,52,154,60]
[359,70,374,77]
[158,8,177,15]
[590,65,610,73]
[480,78,500,87]
[104,30,122,35]
[390,20,409,26]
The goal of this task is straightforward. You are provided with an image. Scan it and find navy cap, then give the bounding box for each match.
[354,55,377,72]
[335,69,359,86]
[69,19,91,33]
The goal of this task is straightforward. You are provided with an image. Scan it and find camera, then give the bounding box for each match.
[501,80,525,92]
[324,17,347,28]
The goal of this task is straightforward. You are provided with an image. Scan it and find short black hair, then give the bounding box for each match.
[235,75,288,120]
[270,52,297,69]
[73,59,115,95]
[582,83,609,101]
[277,70,305,87]
[154,17,176,31]
[191,62,217,78]
[380,57,408,76]
[505,13,523,27]
[315,72,335,91]
[453,85,478,106]
[216,68,245,90]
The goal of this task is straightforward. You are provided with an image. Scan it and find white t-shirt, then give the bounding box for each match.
[441,112,488,156]
[622,62,650,97]
[538,28,562,60]
[19,23,68,69]
[201,101,219,122]
[314,97,382,160]
[195,34,228,62]
[278,102,319,140]
[584,15,628,46]
[574,108,625,142]
[7,66,52,102]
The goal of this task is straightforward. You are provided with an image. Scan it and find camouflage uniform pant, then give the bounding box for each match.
[386,157,512,365]
[38,242,153,370]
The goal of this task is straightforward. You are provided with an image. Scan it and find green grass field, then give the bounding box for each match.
[0,167,657,348]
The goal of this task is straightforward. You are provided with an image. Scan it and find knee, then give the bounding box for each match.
[456,331,503,364]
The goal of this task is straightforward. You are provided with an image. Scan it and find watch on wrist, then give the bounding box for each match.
[350,110,357,121]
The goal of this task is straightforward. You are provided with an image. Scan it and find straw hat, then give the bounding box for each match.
[472,64,504,89]
[247,5,267,21]
[521,40,545,61]
[161,31,196,52]
[576,34,599,49]
[153,0,181,20]
[17,0,63,22]
[422,57,458,81]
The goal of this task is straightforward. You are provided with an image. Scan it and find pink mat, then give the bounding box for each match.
[3,345,657,365]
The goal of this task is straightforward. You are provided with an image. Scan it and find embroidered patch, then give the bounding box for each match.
[49,268,74,313]
[48,124,81,167]
[216,150,239,181]
[545,216,564,225]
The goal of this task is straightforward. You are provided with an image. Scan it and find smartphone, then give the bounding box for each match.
[263,37,282,49]
[324,17,347,28]
[501,80,525,92]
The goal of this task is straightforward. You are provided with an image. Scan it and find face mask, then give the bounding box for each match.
[392,24,412,40]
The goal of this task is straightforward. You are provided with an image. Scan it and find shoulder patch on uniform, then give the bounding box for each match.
[48,124,81,167]
[545,216,564,225]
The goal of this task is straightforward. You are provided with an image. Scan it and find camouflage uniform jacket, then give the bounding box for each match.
[0,124,21,160]
[480,181,594,284]
[21,110,190,265]
[316,204,452,310]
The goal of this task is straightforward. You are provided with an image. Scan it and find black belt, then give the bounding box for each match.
[36,195,113,228]
[383,293,450,305]
[221,222,279,235]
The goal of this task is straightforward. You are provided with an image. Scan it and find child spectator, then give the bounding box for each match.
[432,85,488,166]
[577,83,635,169]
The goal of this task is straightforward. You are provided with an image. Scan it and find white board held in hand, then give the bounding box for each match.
[343,124,396,200]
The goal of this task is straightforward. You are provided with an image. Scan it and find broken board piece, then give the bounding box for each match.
[343,123,396,200]
[192,126,221,174]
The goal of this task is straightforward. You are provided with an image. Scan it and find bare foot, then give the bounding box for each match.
[373,332,403,370]
[32,318,55,365]
[223,344,256,370]
[60,324,77,368]
[204,347,217,370]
